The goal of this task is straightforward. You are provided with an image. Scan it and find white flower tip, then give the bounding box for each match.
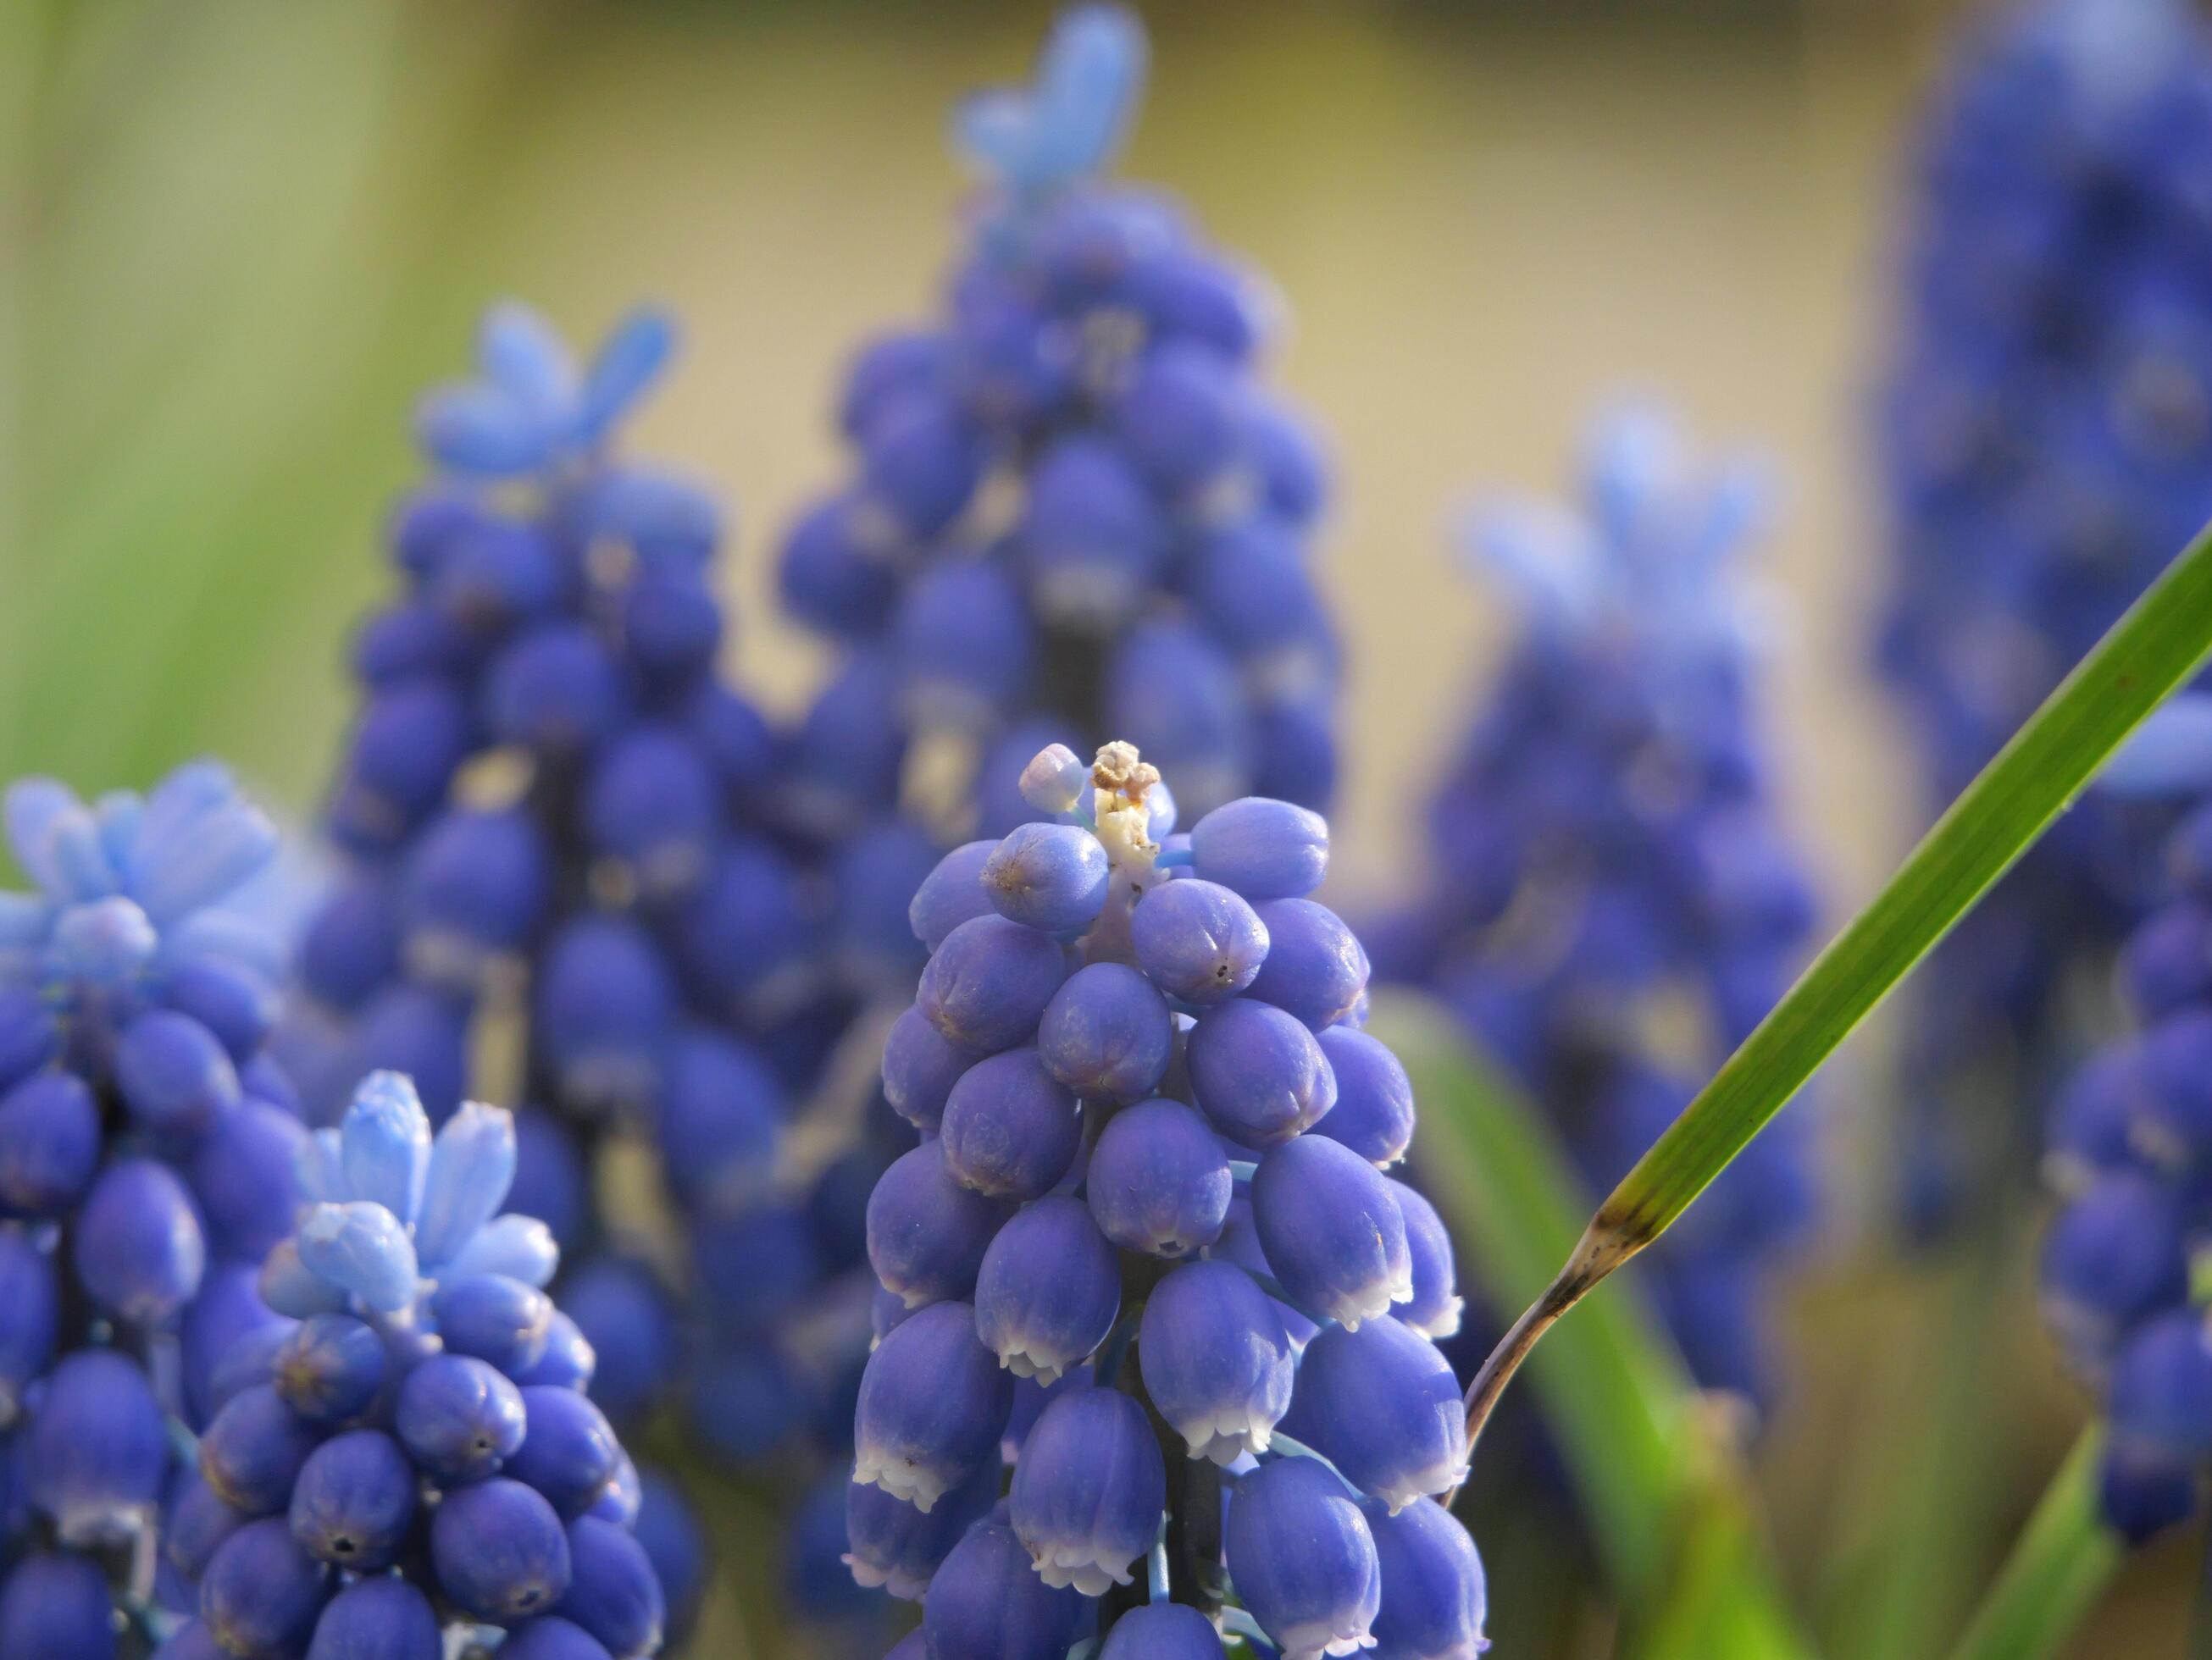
[843,1553,889,1591]
[853,1448,948,1513]
[1411,1298,1466,1342]
[995,1341,1067,1386]
[1028,1542,1137,1597]
[1180,1408,1272,1467]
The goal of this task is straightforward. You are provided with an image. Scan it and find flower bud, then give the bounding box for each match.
[1010,1386,1164,1594]
[1227,1456,1381,1660]
[1138,1259,1294,1465]
[1251,1134,1410,1329]
[1282,1318,1469,1513]
[1366,1496,1488,1659]
[923,1519,1084,1660]
[976,1196,1120,1385]
[854,1302,1012,1512]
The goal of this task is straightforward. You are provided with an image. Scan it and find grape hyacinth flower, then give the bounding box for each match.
[281,300,902,1636]
[1372,405,1821,1408]
[163,1069,668,1656]
[785,7,1349,1636]
[1877,0,2212,1226]
[0,761,309,1646]
[775,0,1342,874]
[851,740,1487,1657]
[2036,695,2212,1542]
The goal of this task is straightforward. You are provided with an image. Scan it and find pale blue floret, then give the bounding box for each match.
[414,301,678,479]
[340,1070,434,1228]
[414,1100,521,1270]
[1459,401,1774,678]
[0,761,280,1005]
[955,3,1147,207]
[280,1072,544,1322]
[297,1202,420,1314]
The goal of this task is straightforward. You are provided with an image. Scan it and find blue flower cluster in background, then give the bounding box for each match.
[777,2,1340,860]
[279,302,890,1640]
[158,1071,672,1657]
[850,739,1485,1659]
[0,763,315,1651]
[2037,694,2212,1543]
[1878,0,2212,1227]
[1372,406,1820,1407]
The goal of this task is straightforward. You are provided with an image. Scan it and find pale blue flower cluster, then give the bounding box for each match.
[1,761,281,1021]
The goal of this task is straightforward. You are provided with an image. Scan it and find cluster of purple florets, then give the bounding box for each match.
[1878,0,2212,1223]
[1372,407,1819,1405]
[0,763,315,1652]
[776,3,1339,844]
[157,1071,667,1658]
[2039,700,2212,1542]
[281,298,898,1512]
[849,739,1485,1660]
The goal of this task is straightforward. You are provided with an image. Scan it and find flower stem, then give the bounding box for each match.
[1943,1425,2121,1660]
[1445,1230,1616,1512]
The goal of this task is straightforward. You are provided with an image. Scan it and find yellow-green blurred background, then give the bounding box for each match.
[2,1,2187,1653]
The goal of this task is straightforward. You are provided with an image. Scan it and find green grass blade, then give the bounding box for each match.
[1374,993,1814,1657]
[1594,516,2212,1253]
[1945,1427,2121,1660]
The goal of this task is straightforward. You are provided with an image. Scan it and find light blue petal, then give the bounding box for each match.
[141,757,237,823]
[341,1071,433,1226]
[47,809,122,905]
[954,89,1033,181]
[3,780,78,895]
[440,1213,558,1288]
[1457,497,1597,628]
[260,1236,352,1318]
[478,301,578,411]
[297,1201,420,1314]
[93,793,144,883]
[1580,400,1680,558]
[133,800,277,926]
[1028,3,1146,186]
[957,5,1145,197]
[573,307,676,448]
[47,898,158,988]
[415,385,554,478]
[415,1101,518,1270]
[0,894,51,948]
[296,1128,344,1205]
[2100,694,2212,796]
[1685,456,1773,588]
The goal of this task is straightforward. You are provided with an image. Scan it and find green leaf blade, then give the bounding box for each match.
[1375,993,1816,1658]
[1597,517,2212,1250]
[1945,1427,2121,1660]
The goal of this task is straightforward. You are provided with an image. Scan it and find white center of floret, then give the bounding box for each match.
[842,1551,934,1604]
[1322,1256,1416,1332]
[995,1337,1074,1388]
[1404,1293,1466,1343]
[1028,1539,1139,1597]
[1372,1445,1473,1517]
[853,1446,952,1513]
[1172,1403,1277,1468]
[1275,1619,1380,1660]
